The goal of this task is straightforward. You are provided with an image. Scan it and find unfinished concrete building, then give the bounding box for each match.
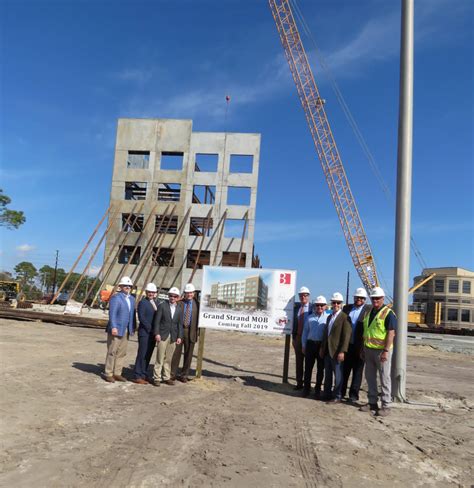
[102,118,261,294]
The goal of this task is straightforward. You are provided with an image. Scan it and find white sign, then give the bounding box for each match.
[199,266,296,335]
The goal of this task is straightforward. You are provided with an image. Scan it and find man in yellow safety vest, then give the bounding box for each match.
[359,287,397,416]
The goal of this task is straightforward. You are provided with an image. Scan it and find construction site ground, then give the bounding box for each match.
[1,318,472,487]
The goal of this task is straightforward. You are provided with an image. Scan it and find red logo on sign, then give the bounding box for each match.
[280,273,291,284]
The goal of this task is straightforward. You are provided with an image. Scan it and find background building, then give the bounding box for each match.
[208,275,268,310]
[412,267,473,329]
[103,118,261,293]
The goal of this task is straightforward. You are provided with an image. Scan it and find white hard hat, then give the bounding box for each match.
[330,292,344,302]
[354,287,368,298]
[370,287,385,298]
[145,283,157,292]
[298,286,310,295]
[118,276,133,286]
[313,295,327,305]
[168,287,180,296]
[184,283,196,293]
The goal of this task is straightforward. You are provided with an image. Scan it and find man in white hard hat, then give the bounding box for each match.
[292,286,311,390]
[103,276,136,383]
[171,283,200,383]
[320,292,352,402]
[302,295,328,398]
[152,287,184,386]
[341,287,371,402]
[132,283,159,385]
[360,287,397,416]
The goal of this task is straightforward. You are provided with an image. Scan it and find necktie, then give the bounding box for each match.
[297,306,304,336]
[184,302,191,327]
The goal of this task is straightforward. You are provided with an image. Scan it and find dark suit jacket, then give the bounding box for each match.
[292,302,312,338]
[321,311,352,358]
[152,301,184,343]
[343,303,371,351]
[179,298,200,343]
[137,298,159,335]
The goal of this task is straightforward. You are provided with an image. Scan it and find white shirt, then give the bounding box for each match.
[170,303,176,319]
[328,309,341,336]
[124,294,131,311]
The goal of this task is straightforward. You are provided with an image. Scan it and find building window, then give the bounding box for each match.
[462,281,471,294]
[192,185,216,204]
[448,280,459,293]
[160,152,184,170]
[127,151,150,169]
[118,245,141,265]
[434,279,444,293]
[448,299,458,303]
[122,213,144,232]
[157,183,181,201]
[186,250,211,269]
[227,186,251,206]
[155,215,178,234]
[461,310,470,322]
[152,247,174,267]
[447,308,458,321]
[222,252,246,267]
[461,299,471,304]
[190,217,213,236]
[195,153,218,172]
[125,182,147,200]
[229,154,253,173]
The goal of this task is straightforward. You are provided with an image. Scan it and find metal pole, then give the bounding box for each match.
[52,250,59,295]
[345,271,350,304]
[392,0,414,402]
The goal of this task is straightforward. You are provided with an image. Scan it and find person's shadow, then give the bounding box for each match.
[72,362,135,379]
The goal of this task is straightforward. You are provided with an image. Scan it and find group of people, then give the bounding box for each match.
[103,276,199,387]
[292,285,397,416]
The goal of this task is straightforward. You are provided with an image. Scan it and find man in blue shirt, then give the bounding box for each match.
[302,296,328,398]
[342,287,371,401]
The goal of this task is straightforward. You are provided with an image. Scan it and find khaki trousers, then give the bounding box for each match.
[104,333,129,377]
[153,336,176,382]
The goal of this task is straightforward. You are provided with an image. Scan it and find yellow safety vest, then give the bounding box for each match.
[363,306,394,349]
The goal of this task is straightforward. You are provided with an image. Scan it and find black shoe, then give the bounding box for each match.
[314,390,321,400]
[293,384,304,391]
[360,403,378,412]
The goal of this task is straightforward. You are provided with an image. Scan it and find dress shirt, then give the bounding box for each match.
[348,305,364,344]
[328,309,341,336]
[302,313,327,347]
[170,302,176,319]
[124,293,131,311]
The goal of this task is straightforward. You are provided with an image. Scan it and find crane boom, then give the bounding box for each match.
[269,0,378,291]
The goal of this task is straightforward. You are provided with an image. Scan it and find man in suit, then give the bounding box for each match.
[320,292,352,402]
[341,287,371,401]
[171,283,200,383]
[103,276,136,383]
[152,287,184,386]
[292,286,312,390]
[132,282,159,384]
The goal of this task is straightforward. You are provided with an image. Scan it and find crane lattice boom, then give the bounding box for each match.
[269,0,379,291]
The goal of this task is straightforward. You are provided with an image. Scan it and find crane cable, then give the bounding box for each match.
[291,0,428,287]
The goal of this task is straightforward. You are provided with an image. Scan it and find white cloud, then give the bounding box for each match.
[16,244,36,254]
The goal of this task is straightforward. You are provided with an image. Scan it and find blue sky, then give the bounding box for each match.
[1,0,473,300]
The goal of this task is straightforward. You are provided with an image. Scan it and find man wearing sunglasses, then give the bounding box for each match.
[302,296,328,398]
[152,287,184,386]
[292,286,312,390]
[360,287,397,417]
[341,287,371,402]
[103,276,137,383]
[320,292,352,402]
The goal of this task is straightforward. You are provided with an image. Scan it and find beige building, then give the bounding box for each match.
[208,275,268,310]
[412,267,474,329]
[103,118,261,293]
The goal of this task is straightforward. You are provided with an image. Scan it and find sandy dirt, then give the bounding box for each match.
[0,318,473,487]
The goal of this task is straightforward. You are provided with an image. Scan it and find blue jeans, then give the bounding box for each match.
[324,355,344,399]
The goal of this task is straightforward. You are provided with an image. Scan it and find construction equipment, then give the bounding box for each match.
[269,0,378,291]
[0,281,24,302]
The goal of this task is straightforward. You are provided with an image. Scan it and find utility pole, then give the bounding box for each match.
[392,0,414,402]
[52,250,59,295]
[345,271,350,304]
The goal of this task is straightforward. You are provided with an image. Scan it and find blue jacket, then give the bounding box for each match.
[107,292,136,337]
[137,297,159,336]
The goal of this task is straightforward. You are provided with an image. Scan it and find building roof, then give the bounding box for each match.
[420,267,474,277]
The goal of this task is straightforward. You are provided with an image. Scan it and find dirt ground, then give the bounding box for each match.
[0,319,473,487]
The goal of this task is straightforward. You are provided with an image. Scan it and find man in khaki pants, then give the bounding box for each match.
[152,287,183,386]
[103,276,136,382]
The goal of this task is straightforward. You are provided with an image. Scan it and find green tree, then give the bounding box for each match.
[14,261,37,286]
[0,189,25,229]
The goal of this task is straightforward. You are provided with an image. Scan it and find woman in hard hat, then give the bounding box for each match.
[132,283,160,385]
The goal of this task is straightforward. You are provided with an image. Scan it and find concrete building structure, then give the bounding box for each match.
[208,275,269,310]
[103,118,261,293]
[412,267,474,329]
